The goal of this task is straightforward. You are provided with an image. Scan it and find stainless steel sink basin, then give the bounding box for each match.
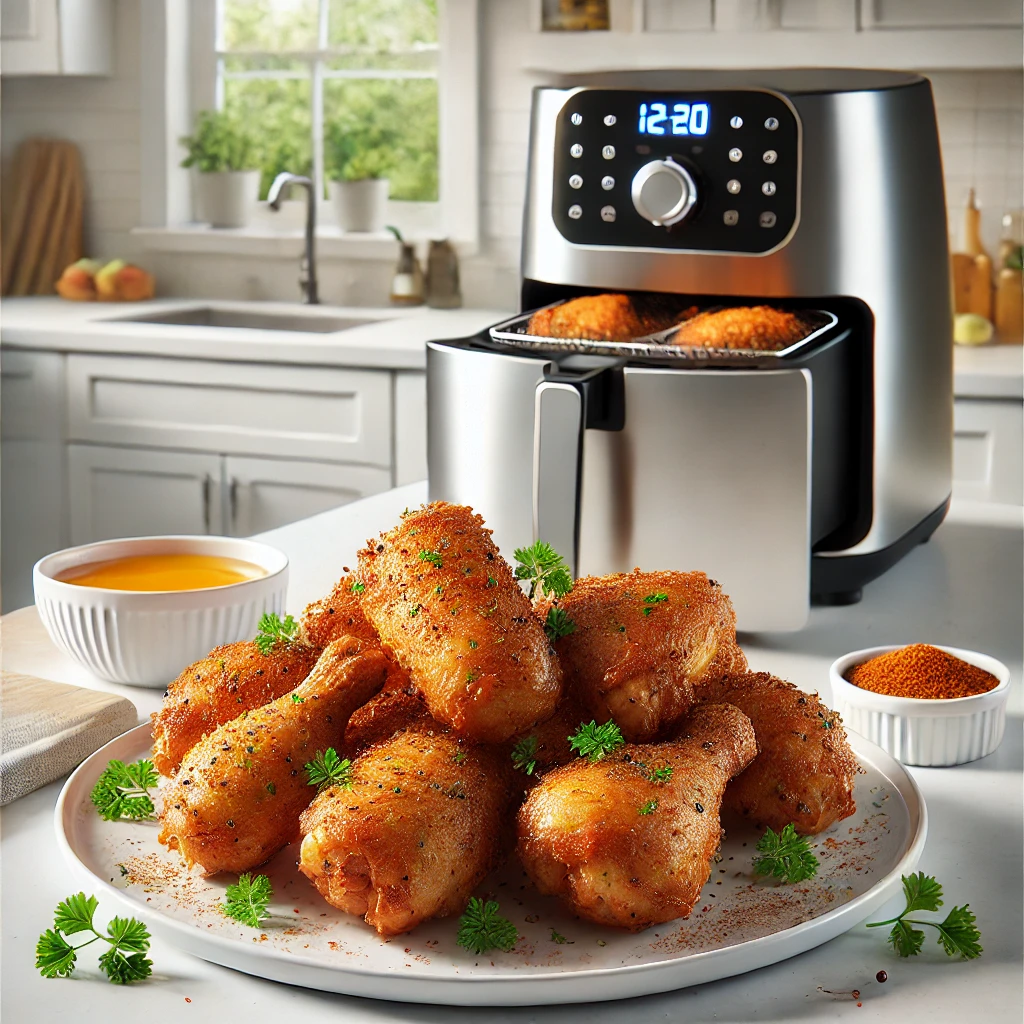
[106,307,380,334]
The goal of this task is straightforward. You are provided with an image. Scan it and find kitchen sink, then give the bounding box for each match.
[106,307,380,334]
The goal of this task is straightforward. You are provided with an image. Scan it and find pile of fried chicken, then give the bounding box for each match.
[153,502,859,939]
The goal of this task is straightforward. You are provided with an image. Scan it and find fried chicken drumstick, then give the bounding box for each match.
[540,570,746,742]
[151,639,321,777]
[356,502,563,743]
[299,723,513,937]
[518,703,756,931]
[158,636,388,875]
[695,672,859,834]
[301,573,380,648]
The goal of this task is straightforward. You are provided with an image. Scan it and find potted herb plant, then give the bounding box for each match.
[325,121,393,234]
[180,110,260,229]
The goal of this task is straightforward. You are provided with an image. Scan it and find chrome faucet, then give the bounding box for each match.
[267,171,319,304]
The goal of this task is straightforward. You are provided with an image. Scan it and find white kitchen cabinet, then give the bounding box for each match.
[952,398,1024,505]
[1,350,66,612]
[66,355,393,467]
[394,371,427,487]
[67,445,224,545]
[223,456,391,537]
[0,0,113,76]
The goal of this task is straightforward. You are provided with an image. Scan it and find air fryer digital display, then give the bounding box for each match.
[553,88,799,253]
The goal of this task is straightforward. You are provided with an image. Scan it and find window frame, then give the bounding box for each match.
[138,0,478,257]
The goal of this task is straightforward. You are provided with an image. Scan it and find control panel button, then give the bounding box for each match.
[730,116,743,129]
[569,174,583,189]
[570,112,583,126]
[602,144,616,160]
[570,143,583,158]
[723,210,739,226]
[601,175,615,190]
[759,211,777,228]
[761,180,776,196]
[603,114,617,126]
[763,149,778,164]
[728,148,743,162]
[600,205,616,222]
[568,204,583,220]
[765,116,779,131]
[726,178,742,194]
[631,157,698,227]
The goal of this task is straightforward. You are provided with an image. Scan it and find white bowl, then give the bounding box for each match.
[829,644,1010,767]
[33,535,289,688]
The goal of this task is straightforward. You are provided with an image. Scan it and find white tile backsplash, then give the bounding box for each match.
[0,0,1020,308]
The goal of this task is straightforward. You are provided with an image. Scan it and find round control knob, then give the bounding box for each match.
[630,158,697,227]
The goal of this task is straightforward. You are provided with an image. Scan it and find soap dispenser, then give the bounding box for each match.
[387,226,425,306]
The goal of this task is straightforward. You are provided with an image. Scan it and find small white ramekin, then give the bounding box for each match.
[829,645,1010,767]
[33,535,289,688]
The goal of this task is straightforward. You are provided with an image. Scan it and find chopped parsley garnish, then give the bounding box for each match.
[419,550,443,569]
[638,799,659,815]
[568,720,625,761]
[222,873,273,928]
[350,581,365,594]
[753,824,818,883]
[550,928,567,944]
[290,693,305,704]
[254,612,299,654]
[866,872,982,959]
[647,764,674,783]
[305,747,353,793]
[456,897,518,955]
[544,606,576,642]
[90,759,158,821]
[511,735,539,776]
[641,592,668,617]
[513,541,573,600]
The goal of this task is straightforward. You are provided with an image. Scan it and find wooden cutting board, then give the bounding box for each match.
[0,671,138,805]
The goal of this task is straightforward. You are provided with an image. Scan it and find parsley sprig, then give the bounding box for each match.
[222,873,273,928]
[753,824,819,883]
[544,606,576,642]
[305,747,353,793]
[866,872,982,959]
[90,759,158,821]
[254,612,299,654]
[511,735,539,776]
[36,893,152,984]
[568,720,625,762]
[456,897,518,955]
[513,541,573,600]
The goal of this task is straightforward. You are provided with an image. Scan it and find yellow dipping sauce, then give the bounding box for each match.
[56,553,266,592]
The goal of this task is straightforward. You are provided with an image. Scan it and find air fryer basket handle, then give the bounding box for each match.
[533,382,584,577]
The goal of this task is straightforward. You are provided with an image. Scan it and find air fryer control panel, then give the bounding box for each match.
[552,89,799,253]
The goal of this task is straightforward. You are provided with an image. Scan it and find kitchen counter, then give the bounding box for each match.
[0,297,508,370]
[953,343,1024,399]
[1,485,1021,1023]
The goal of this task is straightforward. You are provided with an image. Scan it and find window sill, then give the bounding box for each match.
[133,224,480,261]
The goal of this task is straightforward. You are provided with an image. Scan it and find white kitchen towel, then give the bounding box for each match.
[0,671,138,805]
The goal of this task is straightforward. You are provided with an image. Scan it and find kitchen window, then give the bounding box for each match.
[138,0,478,255]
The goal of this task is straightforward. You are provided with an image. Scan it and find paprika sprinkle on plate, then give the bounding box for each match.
[845,644,1000,700]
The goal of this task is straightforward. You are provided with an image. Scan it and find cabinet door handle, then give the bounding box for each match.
[229,477,239,532]
[201,474,213,533]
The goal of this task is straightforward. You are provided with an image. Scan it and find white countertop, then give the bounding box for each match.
[0,297,507,371]
[1,485,1021,1023]
[3,296,1022,395]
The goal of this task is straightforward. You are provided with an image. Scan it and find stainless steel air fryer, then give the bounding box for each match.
[427,69,952,631]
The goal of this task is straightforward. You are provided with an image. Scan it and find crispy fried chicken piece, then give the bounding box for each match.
[671,305,808,351]
[506,695,590,785]
[301,573,379,647]
[157,636,388,875]
[356,502,563,743]
[539,570,746,743]
[695,672,859,835]
[150,640,321,777]
[517,703,756,931]
[299,723,514,937]
[342,673,431,755]
[527,294,648,343]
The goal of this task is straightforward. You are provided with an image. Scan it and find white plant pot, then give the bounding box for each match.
[192,169,260,229]
[330,178,390,233]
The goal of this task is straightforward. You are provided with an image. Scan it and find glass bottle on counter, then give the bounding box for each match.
[387,226,425,306]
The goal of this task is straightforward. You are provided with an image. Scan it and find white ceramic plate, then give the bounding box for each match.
[56,724,925,1006]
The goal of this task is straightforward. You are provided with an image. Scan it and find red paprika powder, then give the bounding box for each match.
[846,644,999,699]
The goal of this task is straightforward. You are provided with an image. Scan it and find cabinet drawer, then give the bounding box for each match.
[953,398,1023,505]
[1,349,64,440]
[66,355,392,466]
